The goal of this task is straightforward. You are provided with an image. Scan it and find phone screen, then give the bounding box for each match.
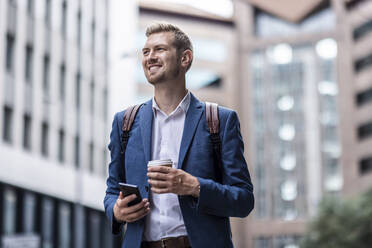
[118,183,142,206]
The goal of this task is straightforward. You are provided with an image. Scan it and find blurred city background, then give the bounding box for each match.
[0,0,371,247]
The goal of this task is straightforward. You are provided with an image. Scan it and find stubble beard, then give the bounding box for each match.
[146,61,181,85]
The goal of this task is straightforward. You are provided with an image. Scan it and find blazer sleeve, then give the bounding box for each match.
[104,112,125,234]
[195,110,254,218]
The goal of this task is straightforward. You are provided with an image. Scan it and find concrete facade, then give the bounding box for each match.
[0,0,138,246]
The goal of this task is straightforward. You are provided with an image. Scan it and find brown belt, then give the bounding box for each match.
[141,236,190,248]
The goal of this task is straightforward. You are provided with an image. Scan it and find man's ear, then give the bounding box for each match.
[181,50,193,70]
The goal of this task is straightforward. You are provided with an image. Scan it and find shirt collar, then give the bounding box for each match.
[152,90,191,116]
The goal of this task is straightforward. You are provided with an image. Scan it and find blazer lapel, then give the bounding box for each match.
[140,99,153,164]
[177,93,203,169]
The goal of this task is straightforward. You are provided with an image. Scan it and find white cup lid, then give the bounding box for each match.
[148,159,173,166]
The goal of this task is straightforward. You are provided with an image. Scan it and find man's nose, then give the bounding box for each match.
[148,50,157,60]
[148,51,158,63]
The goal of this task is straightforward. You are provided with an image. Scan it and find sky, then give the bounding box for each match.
[155,0,234,18]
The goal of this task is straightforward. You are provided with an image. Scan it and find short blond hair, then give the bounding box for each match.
[146,22,193,70]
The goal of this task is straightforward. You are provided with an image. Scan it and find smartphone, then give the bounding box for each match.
[118,182,142,206]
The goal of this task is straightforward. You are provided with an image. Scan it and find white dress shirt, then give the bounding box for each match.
[143,92,190,241]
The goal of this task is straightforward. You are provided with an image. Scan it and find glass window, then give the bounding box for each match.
[89,142,94,173]
[61,1,67,37]
[90,80,95,113]
[266,44,293,64]
[27,0,34,16]
[281,180,297,201]
[76,72,81,109]
[322,141,341,158]
[88,211,101,248]
[77,9,82,46]
[360,156,372,175]
[5,34,15,73]
[320,111,338,126]
[45,0,51,26]
[3,106,13,143]
[91,20,96,55]
[322,125,338,143]
[316,38,337,60]
[75,135,80,168]
[23,114,32,150]
[58,129,65,163]
[58,203,71,248]
[283,208,298,221]
[353,19,372,40]
[74,205,86,248]
[41,122,49,157]
[356,87,372,106]
[43,54,50,94]
[324,174,343,192]
[277,95,294,111]
[354,53,372,72]
[60,64,66,102]
[23,192,36,233]
[318,80,338,95]
[254,237,270,248]
[251,43,340,220]
[101,217,113,248]
[25,45,33,83]
[280,154,296,171]
[273,235,300,248]
[358,121,372,140]
[279,124,295,141]
[41,197,54,248]
[3,188,17,234]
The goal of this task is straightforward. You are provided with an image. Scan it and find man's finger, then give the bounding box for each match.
[147,172,168,181]
[148,179,169,188]
[151,187,171,194]
[124,199,149,215]
[117,194,137,207]
[126,206,150,222]
[148,166,172,173]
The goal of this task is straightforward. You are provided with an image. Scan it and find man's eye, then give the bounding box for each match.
[143,51,149,56]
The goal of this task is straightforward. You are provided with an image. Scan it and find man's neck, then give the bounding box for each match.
[153,81,187,115]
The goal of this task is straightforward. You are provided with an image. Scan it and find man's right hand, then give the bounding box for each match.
[113,192,150,223]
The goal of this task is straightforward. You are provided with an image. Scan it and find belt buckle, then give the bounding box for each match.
[160,237,172,248]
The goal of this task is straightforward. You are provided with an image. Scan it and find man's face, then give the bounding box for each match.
[141,32,181,84]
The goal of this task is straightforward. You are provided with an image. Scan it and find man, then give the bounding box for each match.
[104,23,254,248]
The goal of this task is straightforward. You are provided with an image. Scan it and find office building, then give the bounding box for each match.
[233,0,372,247]
[0,0,135,247]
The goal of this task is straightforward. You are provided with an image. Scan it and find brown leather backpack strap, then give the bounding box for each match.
[205,102,223,182]
[206,102,219,134]
[122,104,141,132]
[121,104,142,155]
[119,104,142,182]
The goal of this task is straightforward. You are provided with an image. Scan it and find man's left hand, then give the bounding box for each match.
[147,166,200,197]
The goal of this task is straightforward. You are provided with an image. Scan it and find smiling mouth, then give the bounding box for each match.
[148,65,162,73]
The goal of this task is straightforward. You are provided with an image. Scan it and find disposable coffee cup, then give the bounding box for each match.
[147,159,173,168]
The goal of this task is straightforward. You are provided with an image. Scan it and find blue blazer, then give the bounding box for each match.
[104,93,254,248]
